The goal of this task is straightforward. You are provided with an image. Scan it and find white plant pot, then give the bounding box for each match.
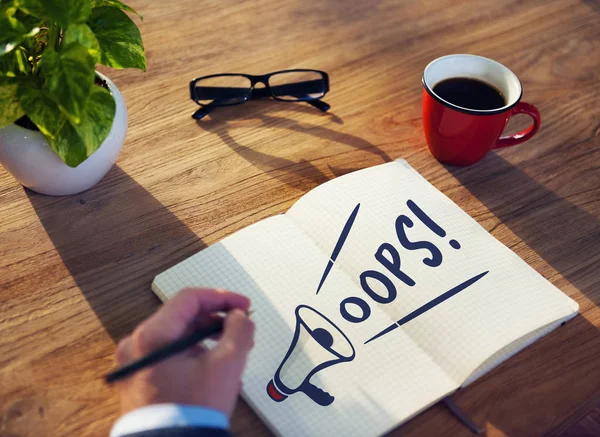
[0,72,127,196]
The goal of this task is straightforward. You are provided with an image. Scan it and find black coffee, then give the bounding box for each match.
[433,77,505,110]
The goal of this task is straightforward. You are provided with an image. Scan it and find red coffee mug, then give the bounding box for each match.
[422,54,541,166]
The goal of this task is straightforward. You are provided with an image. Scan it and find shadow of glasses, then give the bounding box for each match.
[195,100,392,192]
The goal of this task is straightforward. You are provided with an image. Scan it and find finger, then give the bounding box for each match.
[183,314,216,357]
[153,288,249,333]
[191,313,225,332]
[115,336,134,365]
[207,332,223,342]
[189,313,226,342]
[187,343,209,358]
[214,309,255,358]
[190,288,250,314]
[133,289,250,353]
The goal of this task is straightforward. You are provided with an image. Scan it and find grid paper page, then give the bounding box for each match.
[462,318,566,386]
[153,215,456,437]
[286,160,578,385]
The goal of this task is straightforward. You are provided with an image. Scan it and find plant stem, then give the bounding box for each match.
[48,24,60,51]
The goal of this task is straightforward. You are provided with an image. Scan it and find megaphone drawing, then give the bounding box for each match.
[266,305,355,407]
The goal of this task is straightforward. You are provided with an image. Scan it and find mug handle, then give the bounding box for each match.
[494,102,541,149]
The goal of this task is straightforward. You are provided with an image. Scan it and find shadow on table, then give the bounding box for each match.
[446,152,600,305]
[196,100,392,191]
[26,165,206,342]
[25,164,310,430]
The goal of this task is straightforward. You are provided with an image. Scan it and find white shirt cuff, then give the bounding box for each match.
[110,404,229,437]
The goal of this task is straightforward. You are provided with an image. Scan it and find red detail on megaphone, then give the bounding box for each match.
[267,379,287,402]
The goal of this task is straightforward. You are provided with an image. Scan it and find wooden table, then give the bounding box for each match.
[1,0,599,435]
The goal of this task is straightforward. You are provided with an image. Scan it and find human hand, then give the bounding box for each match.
[114,288,254,416]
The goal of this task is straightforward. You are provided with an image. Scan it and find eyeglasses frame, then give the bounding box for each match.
[189,69,330,120]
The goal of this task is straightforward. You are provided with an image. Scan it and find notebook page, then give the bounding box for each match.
[153,215,456,436]
[286,160,578,385]
[462,318,566,386]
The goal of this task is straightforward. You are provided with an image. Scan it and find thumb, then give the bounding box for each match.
[214,309,255,359]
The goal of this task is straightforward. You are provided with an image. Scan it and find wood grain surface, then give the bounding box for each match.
[1,0,599,436]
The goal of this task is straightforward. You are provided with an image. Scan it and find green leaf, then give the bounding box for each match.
[0,7,39,56]
[88,7,145,71]
[18,82,116,167]
[0,83,24,127]
[0,45,29,75]
[15,0,90,26]
[0,1,16,14]
[49,86,116,167]
[90,0,142,20]
[17,81,66,138]
[63,23,100,63]
[41,44,95,124]
[14,7,45,29]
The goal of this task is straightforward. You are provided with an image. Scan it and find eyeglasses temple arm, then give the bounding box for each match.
[307,99,330,112]
[192,105,215,120]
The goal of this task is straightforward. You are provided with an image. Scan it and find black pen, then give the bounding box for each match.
[105,311,252,384]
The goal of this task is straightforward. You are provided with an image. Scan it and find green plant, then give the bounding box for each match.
[0,0,145,167]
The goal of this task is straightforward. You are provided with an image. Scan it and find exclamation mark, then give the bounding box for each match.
[407,200,461,250]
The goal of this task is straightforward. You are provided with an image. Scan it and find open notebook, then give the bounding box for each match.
[153,160,578,437]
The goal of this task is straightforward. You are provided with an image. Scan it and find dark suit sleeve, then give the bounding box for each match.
[120,427,232,437]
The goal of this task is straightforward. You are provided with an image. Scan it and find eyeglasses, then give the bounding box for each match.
[189,69,330,120]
